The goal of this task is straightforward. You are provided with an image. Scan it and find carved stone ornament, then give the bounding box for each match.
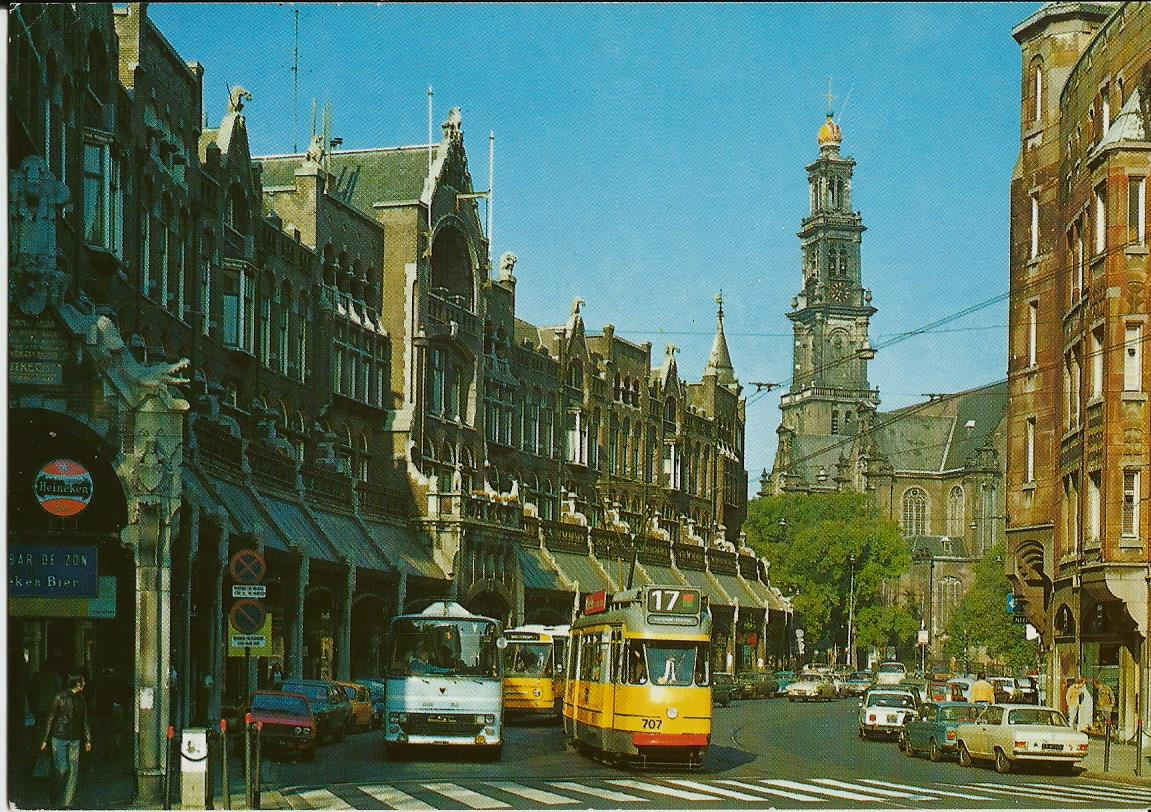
[9,155,70,316]
[228,85,252,114]
[302,133,326,168]
[132,439,170,495]
[498,251,518,280]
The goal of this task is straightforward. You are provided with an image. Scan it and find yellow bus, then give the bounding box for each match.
[501,625,569,718]
[563,586,712,768]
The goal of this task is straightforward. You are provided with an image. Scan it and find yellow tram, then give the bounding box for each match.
[501,624,569,717]
[563,585,712,768]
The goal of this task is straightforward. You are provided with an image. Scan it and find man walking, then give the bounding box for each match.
[41,675,92,809]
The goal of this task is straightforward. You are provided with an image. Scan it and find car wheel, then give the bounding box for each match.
[929,738,942,762]
[994,748,1012,774]
[958,741,973,768]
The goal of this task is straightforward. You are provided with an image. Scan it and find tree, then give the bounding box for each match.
[744,493,912,662]
[941,543,1035,672]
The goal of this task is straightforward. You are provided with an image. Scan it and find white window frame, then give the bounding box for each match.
[1122,468,1140,538]
[1125,323,1143,392]
[1091,326,1104,398]
[1129,175,1146,246]
[82,136,111,248]
[1095,185,1107,255]
[1027,300,1038,367]
[1025,417,1036,484]
[1030,193,1040,259]
[1087,470,1101,544]
[1034,64,1043,122]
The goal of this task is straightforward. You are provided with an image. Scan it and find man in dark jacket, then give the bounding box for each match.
[41,675,92,809]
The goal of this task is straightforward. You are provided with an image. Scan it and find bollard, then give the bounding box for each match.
[1137,716,1143,777]
[205,729,215,810]
[164,725,176,810]
[253,720,263,810]
[244,713,253,810]
[219,719,230,810]
[1104,719,1112,772]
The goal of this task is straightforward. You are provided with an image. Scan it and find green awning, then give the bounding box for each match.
[363,519,447,581]
[634,563,689,589]
[212,478,291,552]
[675,567,726,606]
[549,550,614,593]
[312,509,392,572]
[261,493,339,562]
[715,573,765,609]
[518,547,565,591]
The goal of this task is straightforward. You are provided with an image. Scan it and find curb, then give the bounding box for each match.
[1081,769,1151,787]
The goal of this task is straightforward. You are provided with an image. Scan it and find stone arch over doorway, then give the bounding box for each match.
[463,579,512,625]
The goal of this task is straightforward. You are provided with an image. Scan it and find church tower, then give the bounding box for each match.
[779,110,878,442]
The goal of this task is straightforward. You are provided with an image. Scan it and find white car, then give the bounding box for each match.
[955,704,1088,774]
[858,689,918,739]
[875,661,907,686]
[787,672,835,702]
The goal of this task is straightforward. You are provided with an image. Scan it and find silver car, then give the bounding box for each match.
[858,689,918,739]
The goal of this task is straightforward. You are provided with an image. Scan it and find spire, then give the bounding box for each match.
[704,291,737,385]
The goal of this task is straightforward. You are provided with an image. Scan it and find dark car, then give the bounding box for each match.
[902,701,978,762]
[844,671,873,697]
[247,691,317,760]
[276,679,351,743]
[713,673,734,707]
[733,672,757,700]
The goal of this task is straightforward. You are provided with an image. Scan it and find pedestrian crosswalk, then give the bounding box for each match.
[280,774,1151,809]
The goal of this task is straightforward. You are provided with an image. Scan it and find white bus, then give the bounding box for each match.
[384,601,505,759]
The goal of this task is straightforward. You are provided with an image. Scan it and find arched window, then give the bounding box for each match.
[663,397,677,423]
[937,576,963,628]
[946,486,965,537]
[902,487,929,536]
[1031,56,1044,123]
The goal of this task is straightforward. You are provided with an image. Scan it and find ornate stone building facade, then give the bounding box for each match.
[7,5,787,801]
[1006,1,1151,740]
[766,114,1008,661]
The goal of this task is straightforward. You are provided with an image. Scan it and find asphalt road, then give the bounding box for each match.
[261,697,1151,809]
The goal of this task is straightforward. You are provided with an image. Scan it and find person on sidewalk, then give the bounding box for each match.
[41,675,92,809]
[970,672,995,704]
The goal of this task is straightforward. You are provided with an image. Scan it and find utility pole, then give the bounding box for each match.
[847,553,856,669]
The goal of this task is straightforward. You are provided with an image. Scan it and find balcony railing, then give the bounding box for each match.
[463,493,524,530]
[673,543,706,571]
[302,464,354,508]
[738,555,760,581]
[542,520,589,554]
[194,420,243,471]
[707,548,739,575]
[591,528,630,560]
[357,482,409,519]
[638,538,672,566]
[247,442,297,492]
[427,290,480,339]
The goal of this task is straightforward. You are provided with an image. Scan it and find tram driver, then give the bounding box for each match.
[628,645,648,684]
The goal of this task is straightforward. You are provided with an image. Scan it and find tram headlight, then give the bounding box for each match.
[532,688,542,698]
[666,707,679,720]
[474,714,485,724]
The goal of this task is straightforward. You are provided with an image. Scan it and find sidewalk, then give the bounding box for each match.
[1081,734,1151,786]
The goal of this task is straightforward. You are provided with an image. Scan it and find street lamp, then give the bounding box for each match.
[847,554,856,670]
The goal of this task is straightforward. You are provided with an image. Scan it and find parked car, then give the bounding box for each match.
[902,701,978,762]
[947,677,974,702]
[897,679,927,705]
[923,681,952,704]
[246,691,317,760]
[753,672,780,698]
[875,661,907,686]
[844,671,873,697]
[733,672,757,700]
[989,677,1018,704]
[772,670,797,692]
[362,679,387,727]
[858,689,919,740]
[276,679,351,743]
[956,704,1089,774]
[787,672,836,702]
[713,672,734,707]
[335,680,373,732]
[1014,676,1040,705]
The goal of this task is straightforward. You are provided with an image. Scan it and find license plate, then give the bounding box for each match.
[1042,743,1062,751]
[429,715,454,724]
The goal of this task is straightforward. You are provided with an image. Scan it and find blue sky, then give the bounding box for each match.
[151,2,1040,495]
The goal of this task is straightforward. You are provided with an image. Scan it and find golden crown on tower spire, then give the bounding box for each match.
[817,113,842,148]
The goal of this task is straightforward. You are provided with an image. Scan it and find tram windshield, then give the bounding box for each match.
[389,618,501,678]
[502,642,552,677]
[624,640,709,686]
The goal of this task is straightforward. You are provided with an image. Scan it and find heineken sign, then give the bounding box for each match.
[35,459,94,517]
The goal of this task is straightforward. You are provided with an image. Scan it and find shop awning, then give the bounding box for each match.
[744,578,785,612]
[363,519,447,581]
[182,467,236,533]
[260,493,339,562]
[675,567,726,606]
[549,550,614,593]
[518,547,566,592]
[312,509,392,572]
[211,478,291,552]
[634,562,689,589]
[715,573,765,610]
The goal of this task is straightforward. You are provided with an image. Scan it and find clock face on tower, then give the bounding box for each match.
[830,280,852,303]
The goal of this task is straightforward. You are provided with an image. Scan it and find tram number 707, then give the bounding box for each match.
[641,717,663,730]
[646,588,700,615]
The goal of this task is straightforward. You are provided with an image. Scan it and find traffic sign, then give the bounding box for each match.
[228,612,273,656]
[229,633,268,649]
[229,549,266,584]
[229,599,266,634]
[232,584,267,599]
[1006,592,1016,613]
[1012,614,1028,624]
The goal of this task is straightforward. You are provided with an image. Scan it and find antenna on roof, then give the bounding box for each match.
[427,86,433,230]
[321,100,332,175]
[488,130,494,272]
[291,7,300,153]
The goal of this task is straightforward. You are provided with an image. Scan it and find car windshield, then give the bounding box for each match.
[502,642,552,677]
[879,663,905,674]
[251,694,309,714]
[870,693,916,709]
[940,705,977,722]
[280,683,327,702]
[1008,708,1068,726]
[389,617,501,678]
[849,672,871,681]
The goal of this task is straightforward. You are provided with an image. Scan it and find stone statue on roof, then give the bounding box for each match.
[498,252,517,281]
[303,133,325,168]
[228,85,252,114]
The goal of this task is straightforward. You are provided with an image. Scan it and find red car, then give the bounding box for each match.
[247,691,318,760]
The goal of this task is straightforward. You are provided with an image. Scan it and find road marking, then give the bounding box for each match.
[549,782,645,803]
[859,779,993,801]
[717,779,824,802]
[762,779,888,803]
[359,784,436,810]
[422,782,510,809]
[813,778,928,799]
[966,783,1093,803]
[1030,782,1151,802]
[663,779,766,802]
[607,779,721,802]
[484,782,579,805]
[292,788,352,809]
[1074,782,1151,801]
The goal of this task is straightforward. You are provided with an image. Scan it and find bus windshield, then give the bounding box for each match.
[389,617,501,679]
[503,642,552,677]
[625,641,708,686]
